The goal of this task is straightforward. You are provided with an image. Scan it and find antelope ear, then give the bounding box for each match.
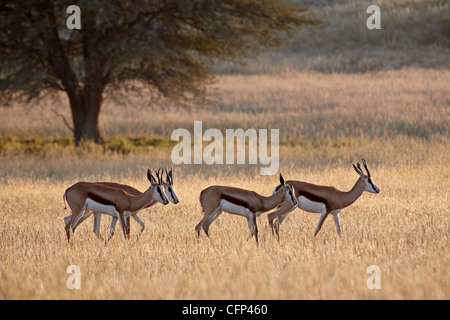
[147,169,154,184]
[353,163,365,177]
[280,173,285,186]
[165,167,173,185]
[148,169,158,185]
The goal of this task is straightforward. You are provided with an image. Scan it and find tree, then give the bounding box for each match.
[0,0,318,145]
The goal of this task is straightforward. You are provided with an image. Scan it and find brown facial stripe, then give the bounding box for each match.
[275,185,295,201]
[289,190,296,204]
[87,192,115,206]
[221,194,248,209]
[157,186,164,200]
[168,187,176,200]
[368,178,378,192]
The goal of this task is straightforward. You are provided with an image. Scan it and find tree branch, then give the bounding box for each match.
[52,108,74,134]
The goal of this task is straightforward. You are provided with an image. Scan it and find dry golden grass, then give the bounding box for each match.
[1,68,448,142]
[0,160,448,299]
[1,0,449,300]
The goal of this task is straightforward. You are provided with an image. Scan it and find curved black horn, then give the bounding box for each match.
[156,168,162,184]
[164,166,169,183]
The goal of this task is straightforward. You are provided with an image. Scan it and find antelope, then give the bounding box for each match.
[267,159,380,238]
[64,168,179,240]
[63,169,169,241]
[195,173,297,245]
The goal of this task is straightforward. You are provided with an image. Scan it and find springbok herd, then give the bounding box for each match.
[63,159,380,244]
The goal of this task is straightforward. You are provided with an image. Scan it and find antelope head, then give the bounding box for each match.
[352,159,380,194]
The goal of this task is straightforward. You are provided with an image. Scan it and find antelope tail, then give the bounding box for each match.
[62,191,67,210]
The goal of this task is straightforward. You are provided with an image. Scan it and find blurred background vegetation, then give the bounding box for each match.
[220,0,450,73]
[0,0,448,164]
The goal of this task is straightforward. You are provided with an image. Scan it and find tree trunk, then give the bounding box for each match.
[68,86,104,146]
[64,3,106,147]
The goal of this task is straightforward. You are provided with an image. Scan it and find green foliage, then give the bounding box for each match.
[0,135,175,155]
[0,0,318,105]
[0,0,319,144]
[106,135,174,154]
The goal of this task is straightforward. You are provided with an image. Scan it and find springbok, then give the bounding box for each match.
[267,159,380,238]
[64,168,178,240]
[63,169,169,241]
[195,173,297,245]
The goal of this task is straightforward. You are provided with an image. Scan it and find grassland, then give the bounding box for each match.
[0,67,448,299]
[0,0,449,300]
[0,163,448,299]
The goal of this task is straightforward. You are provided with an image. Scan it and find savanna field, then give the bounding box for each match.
[1,0,449,300]
[0,68,448,299]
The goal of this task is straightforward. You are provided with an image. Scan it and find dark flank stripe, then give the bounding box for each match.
[299,191,327,204]
[87,192,115,206]
[221,194,249,209]
[299,191,331,211]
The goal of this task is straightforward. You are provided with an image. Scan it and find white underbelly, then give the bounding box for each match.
[219,200,251,217]
[86,198,118,217]
[298,196,326,213]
